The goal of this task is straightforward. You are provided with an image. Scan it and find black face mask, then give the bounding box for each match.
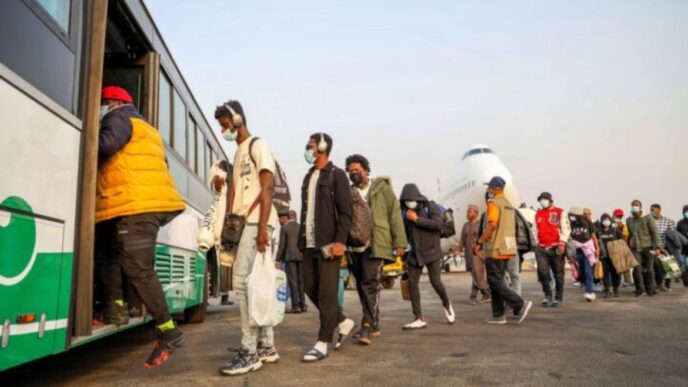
[349,172,364,186]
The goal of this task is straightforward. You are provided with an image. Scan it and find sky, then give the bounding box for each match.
[145,0,688,220]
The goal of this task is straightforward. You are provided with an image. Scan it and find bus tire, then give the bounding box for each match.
[184,269,209,324]
[382,278,395,289]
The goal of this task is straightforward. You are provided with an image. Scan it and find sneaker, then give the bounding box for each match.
[402,319,427,330]
[541,298,552,307]
[144,327,185,368]
[220,295,234,306]
[483,315,507,325]
[357,324,372,346]
[469,298,478,306]
[550,300,561,308]
[219,349,263,376]
[572,281,581,288]
[104,303,129,326]
[257,345,280,364]
[584,293,594,302]
[371,328,381,338]
[444,304,456,324]
[479,295,491,303]
[515,301,533,324]
[636,291,647,297]
[590,292,596,301]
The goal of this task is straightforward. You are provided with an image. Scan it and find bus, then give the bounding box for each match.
[0,0,228,371]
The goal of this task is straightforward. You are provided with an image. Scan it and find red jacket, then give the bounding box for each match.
[536,206,568,247]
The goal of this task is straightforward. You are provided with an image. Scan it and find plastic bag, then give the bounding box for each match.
[248,251,286,327]
[197,162,228,252]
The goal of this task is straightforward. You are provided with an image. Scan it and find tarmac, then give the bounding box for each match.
[6,270,688,387]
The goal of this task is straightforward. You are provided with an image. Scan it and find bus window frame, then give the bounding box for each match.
[22,0,80,51]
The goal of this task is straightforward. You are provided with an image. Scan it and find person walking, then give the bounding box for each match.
[475,177,532,325]
[298,133,355,362]
[612,208,633,286]
[649,204,673,290]
[596,213,623,298]
[399,183,456,330]
[345,154,407,344]
[534,192,570,307]
[569,207,600,301]
[95,86,186,368]
[626,200,662,297]
[277,210,306,313]
[457,204,490,305]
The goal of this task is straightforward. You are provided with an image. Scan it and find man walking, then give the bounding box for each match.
[299,133,355,362]
[627,200,662,297]
[345,154,407,345]
[457,204,490,304]
[650,204,673,290]
[278,210,306,313]
[534,192,570,307]
[475,177,532,325]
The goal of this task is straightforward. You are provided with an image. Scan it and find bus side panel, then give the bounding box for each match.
[0,77,80,371]
[154,246,206,313]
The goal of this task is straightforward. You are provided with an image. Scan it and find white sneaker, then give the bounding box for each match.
[402,319,427,330]
[584,293,594,302]
[444,304,456,324]
[590,292,596,301]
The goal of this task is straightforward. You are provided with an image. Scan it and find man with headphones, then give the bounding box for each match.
[214,101,280,376]
[298,132,355,362]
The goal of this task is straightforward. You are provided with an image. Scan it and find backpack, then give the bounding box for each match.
[248,137,291,214]
[430,203,456,239]
[348,188,372,247]
[515,209,533,252]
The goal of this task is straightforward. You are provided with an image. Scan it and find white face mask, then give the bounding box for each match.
[569,215,577,222]
[99,104,110,120]
[405,201,418,209]
[602,220,612,227]
[304,149,317,165]
[631,206,641,214]
[539,199,550,208]
[222,128,237,142]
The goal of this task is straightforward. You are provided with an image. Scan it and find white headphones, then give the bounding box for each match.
[317,133,328,153]
[224,103,244,128]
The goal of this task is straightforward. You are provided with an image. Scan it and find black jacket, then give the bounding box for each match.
[399,184,443,267]
[98,104,144,162]
[298,162,353,250]
[278,221,301,262]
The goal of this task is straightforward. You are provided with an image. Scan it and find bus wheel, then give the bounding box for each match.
[382,278,395,289]
[184,270,208,324]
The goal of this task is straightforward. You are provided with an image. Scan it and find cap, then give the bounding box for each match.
[102,86,133,103]
[484,176,506,188]
[537,192,552,201]
[569,206,584,216]
[613,208,624,217]
[467,204,479,212]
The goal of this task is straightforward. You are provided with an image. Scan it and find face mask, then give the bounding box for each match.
[99,104,110,120]
[684,212,688,219]
[602,220,612,227]
[349,172,364,186]
[569,215,577,222]
[539,199,550,208]
[650,211,657,218]
[304,149,317,165]
[614,217,622,222]
[486,190,495,200]
[631,206,641,214]
[405,201,418,209]
[222,128,237,142]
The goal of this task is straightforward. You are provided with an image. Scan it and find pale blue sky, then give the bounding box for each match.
[146,0,688,219]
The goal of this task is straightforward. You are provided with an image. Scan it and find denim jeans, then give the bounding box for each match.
[576,249,594,293]
[233,225,274,353]
[506,255,521,295]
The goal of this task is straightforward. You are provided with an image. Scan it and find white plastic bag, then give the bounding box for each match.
[248,251,287,327]
[197,162,228,252]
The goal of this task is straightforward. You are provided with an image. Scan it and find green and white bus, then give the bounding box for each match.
[0,0,227,371]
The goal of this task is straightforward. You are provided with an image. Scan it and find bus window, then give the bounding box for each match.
[158,73,172,144]
[102,67,144,113]
[35,0,71,33]
[172,89,186,159]
[196,127,206,182]
[206,142,213,184]
[187,114,196,171]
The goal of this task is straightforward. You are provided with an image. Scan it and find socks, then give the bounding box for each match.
[114,299,124,307]
[339,318,355,336]
[314,341,328,355]
[156,319,175,332]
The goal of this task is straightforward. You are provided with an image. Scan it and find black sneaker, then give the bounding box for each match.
[220,349,263,376]
[257,345,280,364]
[541,298,552,307]
[104,303,129,326]
[357,325,372,346]
[550,299,562,308]
[144,327,185,368]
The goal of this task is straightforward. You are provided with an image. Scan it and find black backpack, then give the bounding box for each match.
[427,202,456,239]
[248,137,291,214]
[514,209,533,252]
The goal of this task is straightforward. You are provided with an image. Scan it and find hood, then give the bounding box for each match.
[370,176,392,193]
[400,183,427,202]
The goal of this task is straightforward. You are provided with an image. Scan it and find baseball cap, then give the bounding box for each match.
[537,192,552,201]
[484,176,506,188]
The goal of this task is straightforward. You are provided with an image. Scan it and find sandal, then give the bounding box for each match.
[302,348,328,362]
[334,324,355,350]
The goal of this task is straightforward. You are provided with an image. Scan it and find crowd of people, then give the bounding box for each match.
[95,89,688,375]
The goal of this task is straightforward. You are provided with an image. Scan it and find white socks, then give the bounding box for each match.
[339,318,355,336]
[314,341,328,355]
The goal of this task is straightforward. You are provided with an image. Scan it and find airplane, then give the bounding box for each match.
[438,144,536,257]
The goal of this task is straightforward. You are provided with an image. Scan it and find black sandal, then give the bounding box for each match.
[302,348,328,362]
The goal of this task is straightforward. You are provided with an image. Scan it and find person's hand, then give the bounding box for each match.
[256,226,270,253]
[473,244,482,256]
[557,244,566,256]
[395,247,406,258]
[595,249,600,259]
[406,209,418,222]
[213,176,225,192]
[330,242,346,259]
[660,248,668,256]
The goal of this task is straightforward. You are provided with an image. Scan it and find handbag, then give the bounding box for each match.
[400,272,411,301]
[220,183,261,248]
[594,260,604,280]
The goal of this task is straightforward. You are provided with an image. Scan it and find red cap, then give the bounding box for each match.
[101,86,133,103]
[613,208,624,217]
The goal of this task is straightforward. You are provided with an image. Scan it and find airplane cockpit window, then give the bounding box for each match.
[461,147,494,160]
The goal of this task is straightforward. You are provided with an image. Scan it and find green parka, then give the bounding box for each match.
[367,177,408,261]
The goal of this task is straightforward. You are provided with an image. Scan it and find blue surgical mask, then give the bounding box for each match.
[304,149,316,165]
[631,206,641,214]
[684,212,688,219]
[539,199,550,208]
[99,104,110,120]
[602,220,612,227]
[222,128,237,142]
[405,201,418,209]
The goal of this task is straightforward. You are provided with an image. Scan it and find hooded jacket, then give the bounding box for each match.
[364,177,408,261]
[399,184,443,266]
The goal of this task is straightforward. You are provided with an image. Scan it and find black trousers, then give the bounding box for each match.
[486,258,524,318]
[535,247,565,301]
[632,249,657,295]
[406,260,450,320]
[654,258,668,288]
[285,261,306,310]
[95,211,178,325]
[349,249,383,329]
[601,257,621,291]
[303,248,346,342]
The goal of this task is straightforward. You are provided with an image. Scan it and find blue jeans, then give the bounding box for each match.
[576,249,594,293]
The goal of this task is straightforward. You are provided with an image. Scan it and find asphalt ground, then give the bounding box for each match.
[6,270,688,387]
